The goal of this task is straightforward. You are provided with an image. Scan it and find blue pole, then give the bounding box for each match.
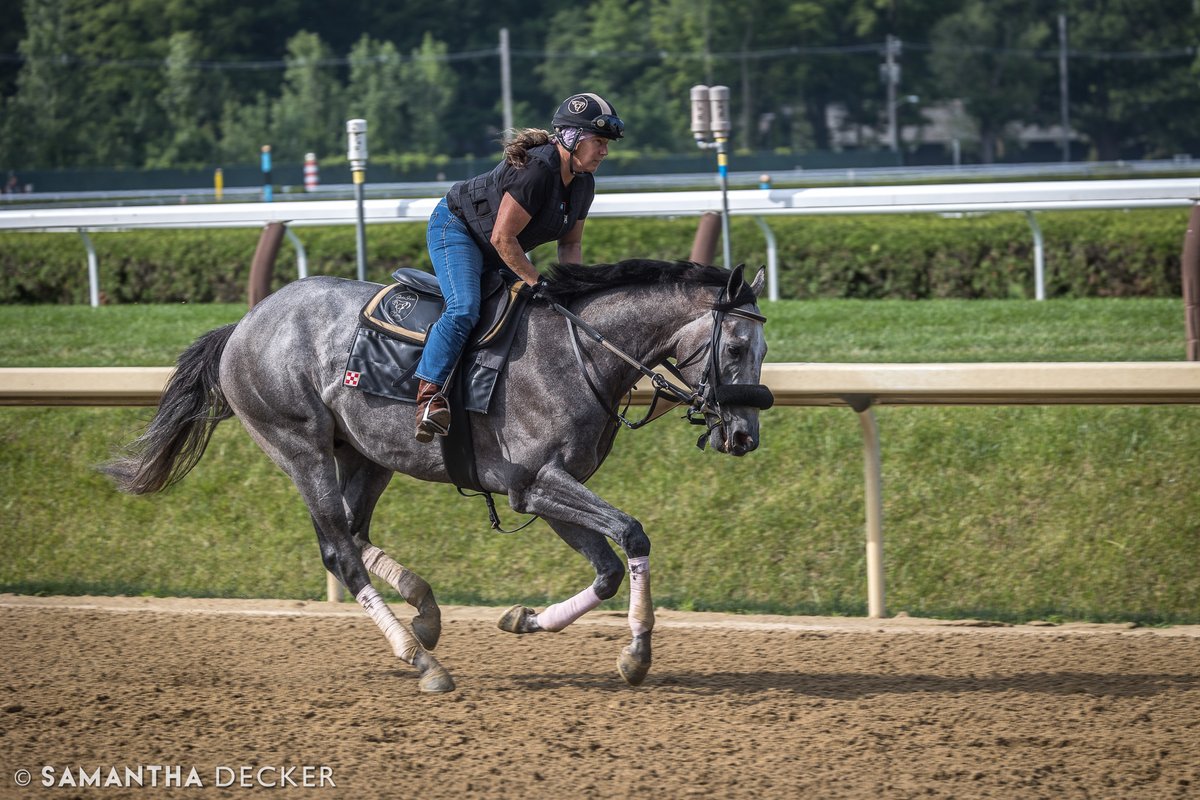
[260,146,273,203]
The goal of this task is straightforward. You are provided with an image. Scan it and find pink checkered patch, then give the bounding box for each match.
[343,370,361,387]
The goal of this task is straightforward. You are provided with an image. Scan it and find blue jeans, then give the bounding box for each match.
[415,198,484,386]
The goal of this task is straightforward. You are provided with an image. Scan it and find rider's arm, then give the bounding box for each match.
[491,193,541,286]
[557,219,585,265]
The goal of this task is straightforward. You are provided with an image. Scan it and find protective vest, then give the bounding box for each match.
[446,143,594,266]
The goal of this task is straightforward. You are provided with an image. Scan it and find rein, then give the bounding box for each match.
[553,290,772,448]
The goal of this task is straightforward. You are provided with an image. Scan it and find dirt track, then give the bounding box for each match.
[1,595,1198,799]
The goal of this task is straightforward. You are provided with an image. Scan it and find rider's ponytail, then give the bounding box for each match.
[503,129,552,167]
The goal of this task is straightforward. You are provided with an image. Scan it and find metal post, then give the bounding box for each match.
[716,137,732,269]
[80,229,99,308]
[857,406,885,618]
[752,216,779,302]
[326,571,344,603]
[709,86,732,268]
[1058,14,1071,163]
[1025,211,1046,301]
[883,35,900,154]
[499,28,514,139]
[347,119,368,282]
[690,85,734,268]
[285,227,308,280]
[1181,203,1200,360]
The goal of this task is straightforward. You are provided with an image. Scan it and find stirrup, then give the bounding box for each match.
[415,406,450,443]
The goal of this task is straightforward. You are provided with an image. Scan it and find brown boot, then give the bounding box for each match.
[415,379,450,443]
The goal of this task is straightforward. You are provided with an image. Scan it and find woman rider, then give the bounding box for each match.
[413,93,625,442]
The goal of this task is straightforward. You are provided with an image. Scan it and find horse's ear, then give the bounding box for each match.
[726,264,746,297]
[750,266,766,298]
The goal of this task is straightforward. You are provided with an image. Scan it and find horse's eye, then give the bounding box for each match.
[725,343,743,359]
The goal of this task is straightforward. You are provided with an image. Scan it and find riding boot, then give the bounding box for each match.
[415,379,451,443]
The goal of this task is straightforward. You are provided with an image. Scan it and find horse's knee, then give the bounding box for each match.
[620,521,651,559]
[593,565,625,600]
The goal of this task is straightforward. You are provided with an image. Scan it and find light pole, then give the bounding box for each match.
[889,94,920,159]
[347,119,368,282]
[690,84,733,269]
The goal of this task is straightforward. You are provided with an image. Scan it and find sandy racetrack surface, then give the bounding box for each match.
[1,595,1198,799]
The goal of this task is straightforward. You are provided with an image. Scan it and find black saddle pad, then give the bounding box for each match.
[342,268,528,414]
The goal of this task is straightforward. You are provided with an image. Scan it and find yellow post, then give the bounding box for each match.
[214,168,224,201]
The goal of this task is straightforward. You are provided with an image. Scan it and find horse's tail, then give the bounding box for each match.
[101,324,238,495]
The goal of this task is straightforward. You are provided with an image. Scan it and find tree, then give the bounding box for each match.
[271,31,342,161]
[147,31,220,168]
[1064,0,1200,160]
[217,93,272,166]
[928,1,1052,163]
[346,36,405,157]
[5,0,90,168]
[401,33,457,156]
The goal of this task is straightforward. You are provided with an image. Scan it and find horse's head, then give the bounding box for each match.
[676,265,773,456]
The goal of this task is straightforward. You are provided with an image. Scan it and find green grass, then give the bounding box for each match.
[1,299,1197,623]
[0,296,1187,366]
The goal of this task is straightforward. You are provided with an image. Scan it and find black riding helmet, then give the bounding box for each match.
[552,93,625,140]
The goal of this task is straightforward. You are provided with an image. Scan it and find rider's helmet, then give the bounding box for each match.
[552,93,625,140]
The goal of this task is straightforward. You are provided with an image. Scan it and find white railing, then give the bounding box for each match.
[2,178,1197,305]
[4,362,1199,615]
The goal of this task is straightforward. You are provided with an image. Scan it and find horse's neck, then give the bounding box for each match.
[570,286,709,388]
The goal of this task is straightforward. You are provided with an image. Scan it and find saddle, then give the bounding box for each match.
[342,267,529,414]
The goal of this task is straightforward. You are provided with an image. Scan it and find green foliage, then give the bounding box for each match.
[271,31,342,161]
[0,300,1196,622]
[4,1,1200,169]
[6,208,1183,304]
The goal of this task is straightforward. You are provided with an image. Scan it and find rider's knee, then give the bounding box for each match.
[442,306,480,339]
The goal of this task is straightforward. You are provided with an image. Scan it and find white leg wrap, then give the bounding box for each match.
[361,545,431,606]
[628,555,654,636]
[356,584,420,663]
[535,585,603,632]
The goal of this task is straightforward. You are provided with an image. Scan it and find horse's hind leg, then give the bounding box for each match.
[335,446,442,651]
[235,416,453,693]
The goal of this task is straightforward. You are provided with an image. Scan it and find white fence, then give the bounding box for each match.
[4,362,1199,615]
[2,178,1197,305]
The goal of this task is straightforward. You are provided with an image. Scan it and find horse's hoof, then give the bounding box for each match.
[497,604,541,634]
[411,605,441,651]
[617,646,651,686]
[414,651,455,694]
[418,666,456,694]
[412,618,441,652]
[618,633,652,686]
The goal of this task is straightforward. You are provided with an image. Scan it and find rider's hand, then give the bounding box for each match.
[519,278,548,302]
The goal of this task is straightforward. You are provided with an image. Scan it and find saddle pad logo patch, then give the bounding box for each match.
[343,370,361,387]
[386,290,420,322]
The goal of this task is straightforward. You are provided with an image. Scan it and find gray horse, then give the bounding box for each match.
[104,259,771,693]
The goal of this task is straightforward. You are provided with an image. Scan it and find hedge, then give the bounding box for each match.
[0,208,1188,304]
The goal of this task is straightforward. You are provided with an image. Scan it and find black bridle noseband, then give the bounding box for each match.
[555,284,774,449]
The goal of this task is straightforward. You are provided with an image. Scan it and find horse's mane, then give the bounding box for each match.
[542,259,753,309]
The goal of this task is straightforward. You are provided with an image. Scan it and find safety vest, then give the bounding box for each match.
[446,143,594,265]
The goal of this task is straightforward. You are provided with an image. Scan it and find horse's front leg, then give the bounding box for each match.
[504,467,656,686]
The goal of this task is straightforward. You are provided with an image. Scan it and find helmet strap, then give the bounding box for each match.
[555,127,592,176]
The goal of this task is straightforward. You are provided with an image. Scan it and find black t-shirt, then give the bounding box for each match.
[447,143,595,263]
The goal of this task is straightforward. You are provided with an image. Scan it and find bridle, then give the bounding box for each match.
[554,283,774,450]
